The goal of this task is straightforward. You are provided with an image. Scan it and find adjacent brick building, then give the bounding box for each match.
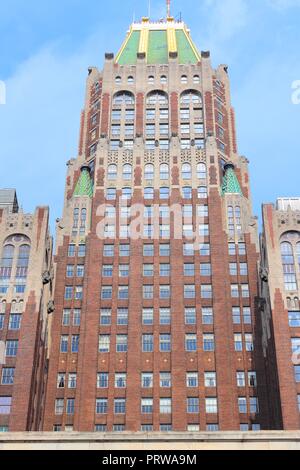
[42,16,270,432]
[0,190,52,432]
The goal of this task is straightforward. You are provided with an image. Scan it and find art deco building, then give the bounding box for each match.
[0,189,52,432]
[260,198,300,429]
[43,14,270,432]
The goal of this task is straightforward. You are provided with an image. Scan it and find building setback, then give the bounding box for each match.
[0,194,52,432]
[41,15,272,433]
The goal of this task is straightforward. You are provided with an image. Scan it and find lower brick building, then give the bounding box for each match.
[0,189,52,432]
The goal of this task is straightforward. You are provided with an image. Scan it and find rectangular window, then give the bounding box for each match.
[143,264,154,277]
[102,265,113,277]
[115,373,126,388]
[295,365,300,383]
[141,399,153,414]
[55,399,64,415]
[186,373,198,388]
[73,309,81,326]
[159,334,171,352]
[202,307,213,325]
[66,265,74,277]
[234,334,243,352]
[160,264,170,277]
[1,368,15,385]
[8,314,21,330]
[99,335,110,353]
[64,286,73,300]
[116,335,127,353]
[142,334,154,352]
[248,371,257,387]
[118,286,129,300]
[143,244,154,257]
[141,373,153,388]
[245,334,254,351]
[185,307,196,325]
[60,336,68,353]
[228,243,236,256]
[186,334,197,352]
[203,334,215,352]
[231,284,239,298]
[117,308,128,325]
[289,311,300,327]
[183,243,194,256]
[241,284,250,298]
[238,397,247,414]
[119,245,130,257]
[75,286,83,300]
[229,263,238,276]
[114,399,126,414]
[238,243,246,255]
[160,244,170,257]
[101,286,112,299]
[100,308,111,325]
[142,308,154,325]
[237,371,246,387]
[119,265,129,278]
[232,307,241,324]
[205,372,217,388]
[143,285,154,299]
[201,285,212,298]
[68,244,76,257]
[187,397,199,414]
[240,263,248,276]
[5,340,18,357]
[199,244,210,256]
[78,244,86,257]
[97,373,108,388]
[0,315,4,330]
[160,308,171,325]
[250,397,259,414]
[103,245,114,257]
[200,263,211,277]
[71,335,79,353]
[184,285,195,299]
[160,372,171,388]
[96,399,108,414]
[243,307,252,324]
[206,398,218,414]
[184,264,195,277]
[68,374,77,389]
[160,398,172,414]
[160,285,170,299]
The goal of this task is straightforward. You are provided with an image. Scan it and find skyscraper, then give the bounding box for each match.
[43,13,269,432]
[0,192,52,432]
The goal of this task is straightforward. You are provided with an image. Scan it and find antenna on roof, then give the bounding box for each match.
[167,0,171,17]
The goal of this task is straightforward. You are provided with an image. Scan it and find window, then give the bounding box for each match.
[182,163,192,180]
[205,372,217,388]
[64,286,73,300]
[203,334,215,352]
[198,205,208,218]
[202,307,213,325]
[108,164,117,180]
[57,373,65,388]
[0,399,11,418]
[160,285,170,299]
[122,187,132,200]
[1,368,15,385]
[245,334,254,351]
[0,314,4,329]
[241,284,250,298]
[100,309,111,325]
[143,264,154,277]
[141,424,153,431]
[243,307,252,324]
[146,124,155,136]
[182,187,192,199]
[160,187,169,199]
[142,308,153,325]
[68,374,77,389]
[116,335,127,353]
[197,163,206,179]
[96,399,108,414]
[232,307,241,324]
[248,372,257,387]
[143,285,153,299]
[71,335,79,353]
[97,373,108,388]
[114,399,126,414]
[230,263,238,276]
[231,284,239,298]
[113,424,125,432]
[123,164,132,180]
[206,398,218,414]
[117,308,128,325]
[8,314,21,330]
[294,366,300,383]
[115,373,126,388]
[240,263,248,276]
[238,243,246,255]
[160,308,171,325]
[160,372,171,388]
[66,265,74,277]
[199,224,209,237]
[99,335,110,353]
[106,188,116,200]
[207,424,219,432]
[184,263,195,277]
[101,286,112,299]
[187,373,198,388]
[185,307,196,325]
[160,264,170,277]
[75,286,83,300]
[238,397,247,414]
[289,311,300,327]
[160,244,170,256]
[5,340,18,357]
[142,373,153,388]
[199,244,210,256]
[291,338,300,353]
[200,263,211,276]
[184,285,195,299]
[143,244,154,257]
[187,397,199,414]
[181,123,190,134]
[159,334,171,352]
[144,188,154,201]
[250,397,259,414]
[103,245,114,257]
[118,286,128,300]
[119,244,130,257]
[55,399,64,415]
[142,334,153,352]
[298,395,300,412]
[228,243,236,256]
[160,398,172,414]
[186,334,197,352]
[201,285,212,298]
[198,187,207,199]
[95,424,107,432]
[237,372,246,387]
[234,334,243,352]
[113,91,134,106]
[141,399,153,414]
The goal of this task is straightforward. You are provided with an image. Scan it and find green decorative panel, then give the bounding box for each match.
[221,166,243,196]
[74,168,93,198]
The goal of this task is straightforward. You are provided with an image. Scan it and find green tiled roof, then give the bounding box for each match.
[117,30,141,66]
[221,164,243,196]
[148,30,168,64]
[116,19,201,65]
[74,167,93,198]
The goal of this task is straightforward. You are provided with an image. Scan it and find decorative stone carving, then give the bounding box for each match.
[42,271,52,285]
[47,300,55,314]
[260,267,269,282]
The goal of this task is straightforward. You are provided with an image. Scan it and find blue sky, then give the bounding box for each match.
[0,0,299,231]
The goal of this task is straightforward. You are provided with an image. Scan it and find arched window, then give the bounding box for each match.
[180,90,202,106]
[108,164,117,180]
[122,187,132,200]
[0,245,14,279]
[127,76,134,84]
[16,245,30,278]
[160,75,167,84]
[115,76,122,84]
[123,164,132,180]
[181,75,188,84]
[281,242,297,291]
[182,163,192,180]
[197,163,207,179]
[113,91,134,106]
[146,91,168,106]
[193,75,200,84]
[160,164,169,180]
[183,187,192,199]
[148,76,155,84]
[160,187,169,200]
[145,164,154,180]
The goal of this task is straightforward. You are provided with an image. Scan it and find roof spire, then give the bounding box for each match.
[167,0,171,18]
